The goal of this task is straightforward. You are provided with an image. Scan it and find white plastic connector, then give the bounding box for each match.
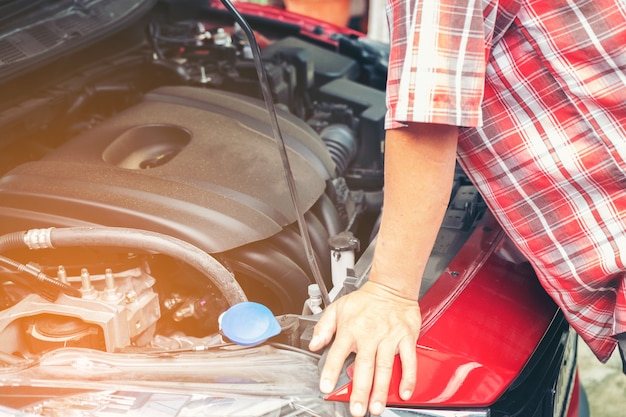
[23,228,55,250]
[328,232,359,301]
[302,284,323,315]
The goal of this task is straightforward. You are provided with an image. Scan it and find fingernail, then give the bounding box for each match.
[401,390,412,400]
[309,334,320,348]
[351,402,363,416]
[371,401,384,415]
[320,378,334,393]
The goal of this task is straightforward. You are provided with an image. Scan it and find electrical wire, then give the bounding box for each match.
[0,255,81,300]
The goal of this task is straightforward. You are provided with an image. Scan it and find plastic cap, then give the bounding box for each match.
[219,302,281,347]
[308,284,321,298]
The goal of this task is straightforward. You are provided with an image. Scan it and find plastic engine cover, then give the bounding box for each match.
[0,86,336,253]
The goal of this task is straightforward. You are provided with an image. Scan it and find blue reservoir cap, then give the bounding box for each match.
[220,302,281,346]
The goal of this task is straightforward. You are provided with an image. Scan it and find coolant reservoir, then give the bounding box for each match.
[219,302,281,346]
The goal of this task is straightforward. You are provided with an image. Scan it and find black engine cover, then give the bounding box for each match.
[0,86,336,254]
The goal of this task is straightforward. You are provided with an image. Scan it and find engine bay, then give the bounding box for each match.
[0,0,486,360]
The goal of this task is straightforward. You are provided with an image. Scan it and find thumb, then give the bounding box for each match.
[309,303,338,352]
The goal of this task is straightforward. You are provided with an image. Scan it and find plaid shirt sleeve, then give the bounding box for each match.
[387,0,626,361]
[385,0,501,128]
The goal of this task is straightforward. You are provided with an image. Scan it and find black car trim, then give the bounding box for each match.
[490,310,574,417]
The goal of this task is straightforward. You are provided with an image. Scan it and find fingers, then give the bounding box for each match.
[364,342,396,416]
[358,339,417,416]
[311,304,352,395]
[398,337,417,400]
[319,336,355,394]
[346,339,414,416]
[310,289,421,417]
[349,345,376,416]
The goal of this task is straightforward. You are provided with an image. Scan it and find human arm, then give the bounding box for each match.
[309,121,459,416]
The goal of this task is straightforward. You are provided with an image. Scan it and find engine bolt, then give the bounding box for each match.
[102,268,123,302]
[125,291,137,304]
[163,294,182,310]
[80,268,97,299]
[57,265,68,284]
[173,303,195,322]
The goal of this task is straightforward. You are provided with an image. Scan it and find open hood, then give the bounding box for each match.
[0,0,156,80]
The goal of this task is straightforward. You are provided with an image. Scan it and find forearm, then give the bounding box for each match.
[369,122,459,299]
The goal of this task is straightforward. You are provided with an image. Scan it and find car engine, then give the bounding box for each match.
[0,1,483,359]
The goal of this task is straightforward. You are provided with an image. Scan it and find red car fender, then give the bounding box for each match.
[326,212,559,407]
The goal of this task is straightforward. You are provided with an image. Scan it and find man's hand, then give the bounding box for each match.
[309,281,422,416]
[309,122,456,416]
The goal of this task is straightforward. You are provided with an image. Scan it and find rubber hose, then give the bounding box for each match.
[312,193,344,238]
[226,245,311,313]
[320,124,357,176]
[47,227,247,306]
[303,211,331,279]
[0,232,27,253]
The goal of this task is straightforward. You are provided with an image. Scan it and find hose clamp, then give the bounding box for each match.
[23,228,55,250]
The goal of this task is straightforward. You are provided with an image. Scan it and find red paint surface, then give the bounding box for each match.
[326,212,562,407]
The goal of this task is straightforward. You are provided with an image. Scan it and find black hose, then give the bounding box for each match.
[320,124,357,176]
[226,244,311,313]
[0,231,26,253]
[0,227,247,306]
[48,227,247,306]
[312,193,344,238]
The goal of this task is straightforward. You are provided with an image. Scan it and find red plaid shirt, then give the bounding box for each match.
[386,0,626,361]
